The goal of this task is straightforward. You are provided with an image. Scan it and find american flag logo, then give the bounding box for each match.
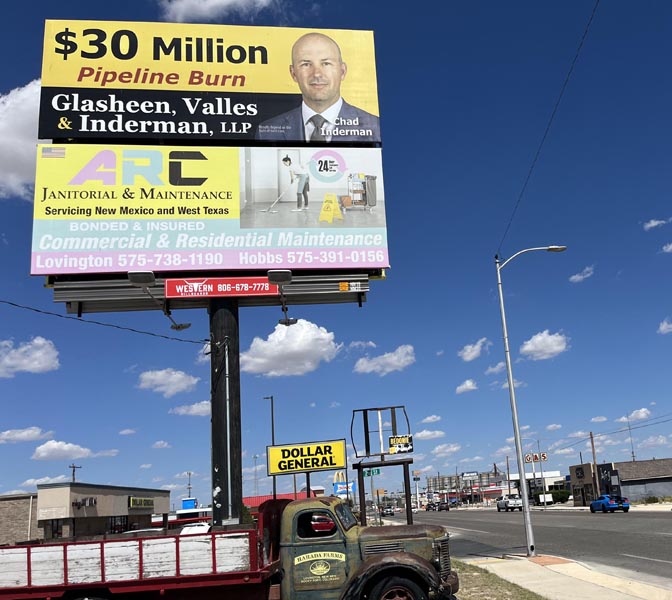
[41,146,66,158]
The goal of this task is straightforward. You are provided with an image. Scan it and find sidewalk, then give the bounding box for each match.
[460,502,672,599]
[463,553,672,600]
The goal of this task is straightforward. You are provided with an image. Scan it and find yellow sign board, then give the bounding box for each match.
[267,439,346,476]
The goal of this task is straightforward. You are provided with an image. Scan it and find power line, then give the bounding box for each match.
[0,299,208,345]
[497,0,601,254]
[552,413,672,453]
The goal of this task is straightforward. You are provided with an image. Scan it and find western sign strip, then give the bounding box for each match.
[165,276,279,298]
[31,144,388,276]
[40,20,380,143]
[267,440,346,476]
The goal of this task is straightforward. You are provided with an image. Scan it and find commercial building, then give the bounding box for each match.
[0,482,170,545]
[569,458,672,505]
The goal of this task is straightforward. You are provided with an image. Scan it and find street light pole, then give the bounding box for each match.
[495,245,566,557]
[264,395,276,498]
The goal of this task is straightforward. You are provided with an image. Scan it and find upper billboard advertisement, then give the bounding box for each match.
[31,144,387,276]
[39,20,381,144]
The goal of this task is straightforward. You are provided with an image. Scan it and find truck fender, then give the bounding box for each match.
[339,553,441,600]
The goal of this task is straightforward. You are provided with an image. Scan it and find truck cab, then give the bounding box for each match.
[269,496,458,600]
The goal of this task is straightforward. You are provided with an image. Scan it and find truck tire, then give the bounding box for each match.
[369,576,428,600]
[519,507,523,511]
[497,506,502,512]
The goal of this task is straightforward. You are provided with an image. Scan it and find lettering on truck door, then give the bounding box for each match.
[285,509,348,598]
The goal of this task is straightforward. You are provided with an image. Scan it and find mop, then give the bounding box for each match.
[258,184,293,213]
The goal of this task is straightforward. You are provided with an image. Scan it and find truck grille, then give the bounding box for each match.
[433,535,452,579]
[363,541,404,556]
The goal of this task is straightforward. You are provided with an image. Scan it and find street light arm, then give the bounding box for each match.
[497,246,566,271]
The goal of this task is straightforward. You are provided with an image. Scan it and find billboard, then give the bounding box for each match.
[31,144,388,275]
[267,439,346,476]
[39,20,380,144]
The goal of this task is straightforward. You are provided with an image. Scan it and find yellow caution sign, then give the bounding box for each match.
[319,193,343,224]
[267,439,346,476]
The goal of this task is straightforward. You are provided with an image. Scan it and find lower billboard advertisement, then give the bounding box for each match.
[31,144,387,275]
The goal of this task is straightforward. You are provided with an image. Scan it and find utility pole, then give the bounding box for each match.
[253,455,259,496]
[506,456,511,495]
[187,471,193,497]
[626,416,636,462]
[69,464,81,482]
[537,441,546,504]
[590,432,600,498]
[264,395,276,498]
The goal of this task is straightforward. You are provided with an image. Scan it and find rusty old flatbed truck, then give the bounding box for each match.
[0,496,458,600]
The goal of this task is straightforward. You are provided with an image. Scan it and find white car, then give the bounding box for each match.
[496,494,523,512]
[179,522,212,535]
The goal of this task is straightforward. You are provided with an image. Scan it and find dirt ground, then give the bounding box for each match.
[452,560,546,600]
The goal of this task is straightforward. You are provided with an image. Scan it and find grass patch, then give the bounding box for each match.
[452,559,546,600]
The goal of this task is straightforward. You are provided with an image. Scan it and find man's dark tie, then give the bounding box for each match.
[309,114,327,141]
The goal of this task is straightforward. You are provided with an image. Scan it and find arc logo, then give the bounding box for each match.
[69,149,208,186]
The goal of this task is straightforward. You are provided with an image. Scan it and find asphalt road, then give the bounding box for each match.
[389,508,672,590]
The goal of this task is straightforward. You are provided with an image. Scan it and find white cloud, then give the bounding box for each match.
[431,443,461,457]
[20,475,69,487]
[138,368,199,398]
[169,400,210,416]
[421,415,441,424]
[349,341,377,350]
[158,0,274,22]
[241,319,341,377]
[546,424,562,431]
[662,243,672,253]
[568,431,587,438]
[456,379,478,394]
[485,361,505,375]
[459,456,483,463]
[0,426,53,444]
[119,428,136,436]
[494,446,513,456]
[414,430,445,440]
[32,440,118,460]
[657,319,672,335]
[0,337,60,378]
[458,337,491,362]
[554,448,576,455]
[353,344,415,377]
[329,402,341,409]
[436,350,445,357]
[643,218,670,231]
[0,79,41,201]
[569,265,594,283]
[519,330,569,361]
[639,435,669,448]
[616,408,651,423]
[140,464,152,469]
[591,416,607,423]
[152,440,171,449]
[196,343,211,364]
[500,379,525,389]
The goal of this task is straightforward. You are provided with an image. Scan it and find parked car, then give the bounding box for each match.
[381,505,395,517]
[310,514,337,532]
[590,494,630,513]
[425,502,437,511]
[496,494,523,512]
[437,501,450,511]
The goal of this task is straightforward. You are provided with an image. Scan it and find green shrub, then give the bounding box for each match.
[551,490,570,504]
[642,496,660,504]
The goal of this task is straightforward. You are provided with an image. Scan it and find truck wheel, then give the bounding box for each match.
[369,576,428,600]
[497,506,501,512]
[519,507,523,511]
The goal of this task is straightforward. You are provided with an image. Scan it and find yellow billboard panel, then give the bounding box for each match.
[267,439,346,476]
[40,20,380,144]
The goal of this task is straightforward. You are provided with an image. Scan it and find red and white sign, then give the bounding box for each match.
[165,277,279,298]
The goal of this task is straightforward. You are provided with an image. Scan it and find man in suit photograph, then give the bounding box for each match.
[256,32,380,143]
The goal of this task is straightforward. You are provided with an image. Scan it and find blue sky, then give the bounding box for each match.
[1,0,671,507]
